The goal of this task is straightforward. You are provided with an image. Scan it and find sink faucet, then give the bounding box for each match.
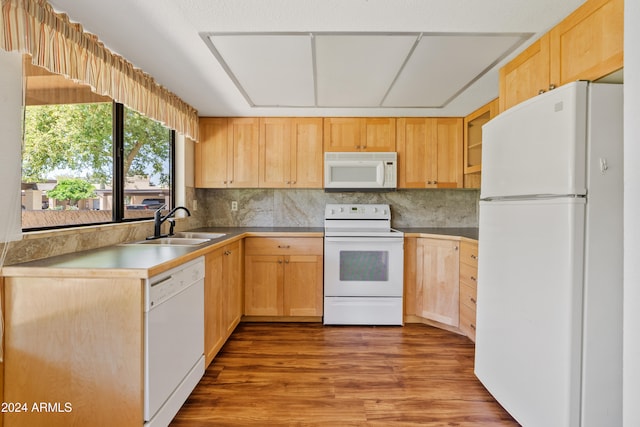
[147,205,191,240]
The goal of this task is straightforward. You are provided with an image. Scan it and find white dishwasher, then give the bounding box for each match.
[144,256,205,427]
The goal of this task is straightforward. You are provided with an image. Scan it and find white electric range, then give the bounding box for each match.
[323,203,404,325]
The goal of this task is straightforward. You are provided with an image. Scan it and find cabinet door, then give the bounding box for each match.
[463,98,498,176]
[363,118,396,152]
[415,238,460,327]
[499,34,551,112]
[196,118,229,188]
[291,118,323,188]
[228,117,259,188]
[245,255,283,315]
[223,240,242,336]
[323,117,363,151]
[283,254,323,316]
[204,247,226,366]
[435,118,463,188]
[396,118,437,188]
[549,0,623,86]
[259,117,291,188]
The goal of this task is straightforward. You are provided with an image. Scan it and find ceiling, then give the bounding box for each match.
[46,0,587,118]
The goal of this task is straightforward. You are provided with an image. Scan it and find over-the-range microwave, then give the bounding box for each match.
[324,152,397,191]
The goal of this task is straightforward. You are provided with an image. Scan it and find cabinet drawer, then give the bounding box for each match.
[459,282,477,310]
[460,241,478,268]
[245,237,323,256]
[459,303,476,342]
[459,262,478,287]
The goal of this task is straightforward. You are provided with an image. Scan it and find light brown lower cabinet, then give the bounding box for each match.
[405,236,479,341]
[244,237,323,318]
[204,239,242,366]
[415,237,460,327]
[459,240,479,342]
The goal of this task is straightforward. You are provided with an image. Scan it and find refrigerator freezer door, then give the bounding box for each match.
[481,81,588,199]
[475,198,585,427]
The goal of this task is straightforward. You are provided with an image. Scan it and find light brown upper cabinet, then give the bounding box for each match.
[499,34,551,113]
[463,98,499,184]
[499,0,623,112]
[323,117,396,152]
[397,117,463,189]
[259,117,323,188]
[196,117,259,188]
[549,0,623,86]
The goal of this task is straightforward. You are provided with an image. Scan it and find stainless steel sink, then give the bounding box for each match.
[131,237,212,246]
[173,232,227,240]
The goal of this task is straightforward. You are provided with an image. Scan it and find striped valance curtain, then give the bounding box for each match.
[0,0,199,141]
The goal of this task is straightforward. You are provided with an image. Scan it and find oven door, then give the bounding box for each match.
[324,236,404,297]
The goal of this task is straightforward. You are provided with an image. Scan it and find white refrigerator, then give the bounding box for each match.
[474,81,623,427]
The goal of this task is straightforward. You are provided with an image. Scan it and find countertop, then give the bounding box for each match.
[1,226,477,278]
[399,227,479,240]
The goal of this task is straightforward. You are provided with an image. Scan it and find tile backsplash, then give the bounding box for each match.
[196,188,480,228]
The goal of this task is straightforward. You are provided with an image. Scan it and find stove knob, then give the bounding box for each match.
[339,207,344,213]
[373,207,378,213]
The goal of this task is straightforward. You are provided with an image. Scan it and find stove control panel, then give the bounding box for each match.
[325,203,391,220]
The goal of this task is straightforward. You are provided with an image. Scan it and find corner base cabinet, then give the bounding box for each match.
[244,237,323,319]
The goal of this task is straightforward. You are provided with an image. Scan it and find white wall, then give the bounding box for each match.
[0,50,23,247]
[624,1,640,425]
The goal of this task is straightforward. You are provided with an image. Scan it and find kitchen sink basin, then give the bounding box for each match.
[131,237,212,246]
[173,232,227,239]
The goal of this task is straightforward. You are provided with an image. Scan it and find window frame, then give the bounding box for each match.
[22,101,176,232]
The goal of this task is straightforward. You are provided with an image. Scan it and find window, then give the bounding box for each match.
[21,56,174,230]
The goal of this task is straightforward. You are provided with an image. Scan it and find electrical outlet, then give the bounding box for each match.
[231,201,238,211]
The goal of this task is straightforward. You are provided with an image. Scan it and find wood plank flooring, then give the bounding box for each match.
[171,322,519,426]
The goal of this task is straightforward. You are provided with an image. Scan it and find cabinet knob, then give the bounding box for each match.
[278,259,283,264]
[549,83,556,91]
[470,323,476,330]
[539,89,546,95]
[223,180,227,184]
[470,254,478,260]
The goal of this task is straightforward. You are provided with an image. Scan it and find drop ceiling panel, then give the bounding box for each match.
[315,34,418,107]
[384,34,527,107]
[207,34,315,106]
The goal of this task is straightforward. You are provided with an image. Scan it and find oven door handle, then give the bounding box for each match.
[324,236,404,244]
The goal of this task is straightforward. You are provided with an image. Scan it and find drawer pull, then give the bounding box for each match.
[470,297,477,305]
[470,323,476,330]
[278,245,291,249]
[470,254,478,260]
[470,276,477,282]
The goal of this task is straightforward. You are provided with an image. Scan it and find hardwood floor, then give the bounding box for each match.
[171,322,519,426]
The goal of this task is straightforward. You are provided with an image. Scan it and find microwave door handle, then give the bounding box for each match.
[377,162,384,185]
